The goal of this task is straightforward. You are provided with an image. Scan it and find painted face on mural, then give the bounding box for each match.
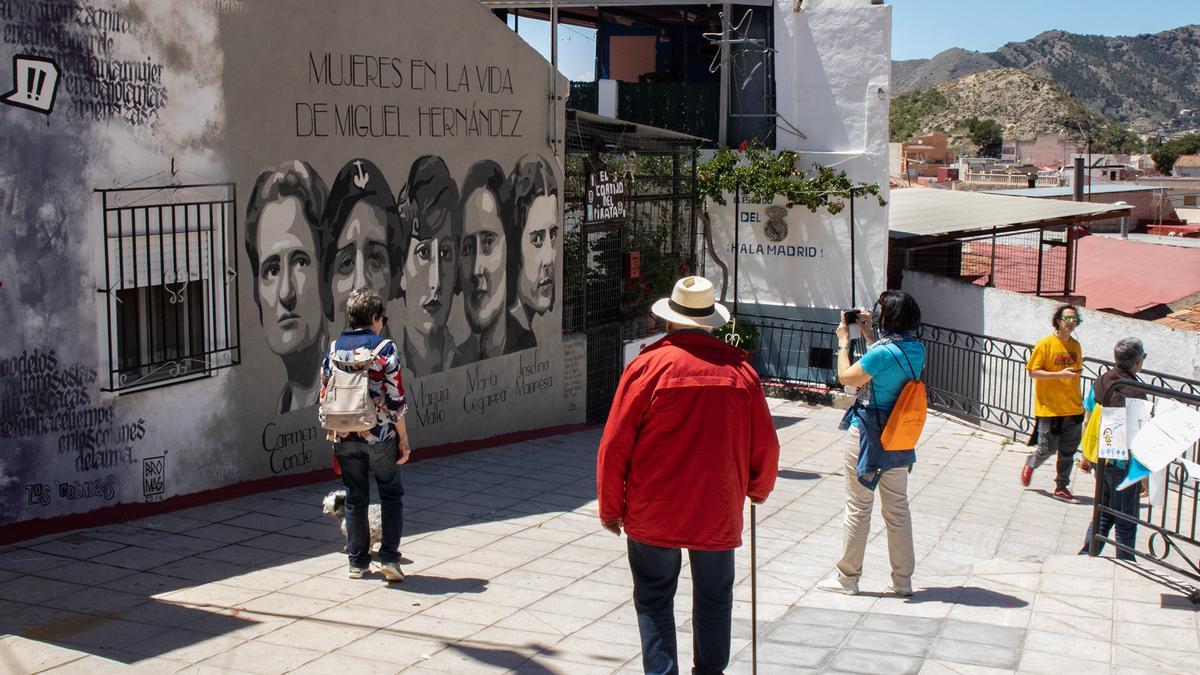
[517,195,558,314]
[460,188,507,331]
[256,197,323,355]
[331,202,391,330]
[403,210,457,336]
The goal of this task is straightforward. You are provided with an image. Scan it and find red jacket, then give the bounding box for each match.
[597,331,780,550]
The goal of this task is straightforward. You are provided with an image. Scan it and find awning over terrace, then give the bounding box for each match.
[889,188,1133,241]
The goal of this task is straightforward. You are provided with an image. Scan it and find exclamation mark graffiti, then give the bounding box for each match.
[34,70,45,101]
[25,67,34,100]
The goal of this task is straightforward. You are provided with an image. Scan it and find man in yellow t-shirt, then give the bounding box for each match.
[1021,304,1085,501]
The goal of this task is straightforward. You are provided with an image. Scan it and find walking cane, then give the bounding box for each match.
[750,501,757,675]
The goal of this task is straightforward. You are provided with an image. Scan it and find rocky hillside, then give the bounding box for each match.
[893,25,1200,129]
[890,68,1103,146]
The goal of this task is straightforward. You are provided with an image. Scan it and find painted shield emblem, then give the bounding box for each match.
[764,205,788,243]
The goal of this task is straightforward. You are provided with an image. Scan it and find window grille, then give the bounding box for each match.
[98,183,241,392]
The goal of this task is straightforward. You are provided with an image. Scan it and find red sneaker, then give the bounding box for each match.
[1020,464,1033,487]
[1053,486,1077,502]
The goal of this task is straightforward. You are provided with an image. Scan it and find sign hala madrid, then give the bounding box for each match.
[704,194,855,309]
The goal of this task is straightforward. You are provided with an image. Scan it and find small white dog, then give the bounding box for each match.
[321,489,382,551]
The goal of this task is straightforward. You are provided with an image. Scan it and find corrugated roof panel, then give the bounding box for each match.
[889,188,1131,238]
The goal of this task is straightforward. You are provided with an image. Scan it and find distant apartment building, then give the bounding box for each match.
[897,132,953,178]
[1001,132,1085,167]
[1176,155,1200,178]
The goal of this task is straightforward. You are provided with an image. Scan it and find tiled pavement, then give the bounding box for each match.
[2,401,1199,673]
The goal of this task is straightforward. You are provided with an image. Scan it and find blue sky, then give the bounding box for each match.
[510,1,1198,79]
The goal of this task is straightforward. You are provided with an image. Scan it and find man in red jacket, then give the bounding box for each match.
[597,276,780,675]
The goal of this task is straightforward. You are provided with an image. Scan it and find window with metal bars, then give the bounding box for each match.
[98,182,241,393]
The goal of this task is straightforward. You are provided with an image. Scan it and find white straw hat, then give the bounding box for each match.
[650,276,731,329]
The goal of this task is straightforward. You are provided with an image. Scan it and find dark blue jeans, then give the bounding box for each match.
[1080,464,1138,561]
[627,538,734,675]
[334,439,403,568]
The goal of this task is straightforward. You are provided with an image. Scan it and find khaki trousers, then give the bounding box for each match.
[835,428,915,589]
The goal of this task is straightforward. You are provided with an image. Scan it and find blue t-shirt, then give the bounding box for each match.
[860,336,926,412]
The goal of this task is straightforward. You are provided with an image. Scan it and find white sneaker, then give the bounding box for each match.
[379,561,405,583]
[817,575,859,595]
[888,583,914,597]
[348,565,367,579]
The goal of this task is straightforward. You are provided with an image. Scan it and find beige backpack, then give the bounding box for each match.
[319,340,391,433]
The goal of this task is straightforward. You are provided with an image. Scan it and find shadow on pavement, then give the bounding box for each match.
[777,468,822,481]
[0,432,603,667]
[771,415,807,430]
[1032,488,1094,506]
[385,574,487,595]
[896,585,1030,608]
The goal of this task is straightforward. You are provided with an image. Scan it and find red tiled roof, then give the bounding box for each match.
[1074,236,1200,314]
[1156,304,1200,332]
[1176,154,1200,168]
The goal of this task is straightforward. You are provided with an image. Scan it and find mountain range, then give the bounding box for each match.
[892,25,1200,130]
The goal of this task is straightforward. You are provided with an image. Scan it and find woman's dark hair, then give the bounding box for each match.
[318,158,402,321]
[1051,304,1079,329]
[874,289,921,335]
[244,160,327,310]
[502,154,558,304]
[346,287,385,330]
[397,155,461,298]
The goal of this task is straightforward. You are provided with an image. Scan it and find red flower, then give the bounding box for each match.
[625,280,634,290]
[737,140,748,153]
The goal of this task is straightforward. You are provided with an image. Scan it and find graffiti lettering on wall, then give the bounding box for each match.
[261,420,320,474]
[0,0,168,124]
[245,153,560,421]
[296,53,522,139]
[142,455,164,500]
[0,349,151,506]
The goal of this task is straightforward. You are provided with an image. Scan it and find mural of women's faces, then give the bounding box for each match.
[519,194,559,313]
[399,155,461,376]
[319,158,403,332]
[244,161,329,413]
[456,160,508,361]
[503,154,559,352]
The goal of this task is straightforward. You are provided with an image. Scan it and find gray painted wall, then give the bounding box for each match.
[0,0,585,526]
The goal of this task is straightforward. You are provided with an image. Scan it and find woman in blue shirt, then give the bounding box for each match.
[819,290,925,597]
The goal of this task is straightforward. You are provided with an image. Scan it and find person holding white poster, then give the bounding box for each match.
[1078,338,1147,561]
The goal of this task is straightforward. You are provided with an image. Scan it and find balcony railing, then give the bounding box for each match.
[743,316,1200,441]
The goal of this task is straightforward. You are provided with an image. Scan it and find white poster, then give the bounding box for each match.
[1098,406,1128,461]
[704,195,853,309]
[1126,399,1153,442]
[1130,399,1200,472]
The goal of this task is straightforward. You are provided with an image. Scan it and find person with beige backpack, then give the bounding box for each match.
[319,287,411,582]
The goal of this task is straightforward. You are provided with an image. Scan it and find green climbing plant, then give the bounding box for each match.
[696,141,886,213]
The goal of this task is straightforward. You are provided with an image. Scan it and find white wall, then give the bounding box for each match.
[773,0,891,307]
[903,272,1200,381]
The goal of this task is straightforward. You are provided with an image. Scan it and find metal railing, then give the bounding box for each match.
[97,183,241,393]
[742,316,1200,442]
[740,315,861,388]
[916,324,1200,440]
[1087,380,1200,598]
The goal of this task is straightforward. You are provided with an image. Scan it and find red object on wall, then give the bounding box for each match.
[627,251,642,280]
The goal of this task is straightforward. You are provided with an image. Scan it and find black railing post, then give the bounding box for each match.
[733,181,740,317]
